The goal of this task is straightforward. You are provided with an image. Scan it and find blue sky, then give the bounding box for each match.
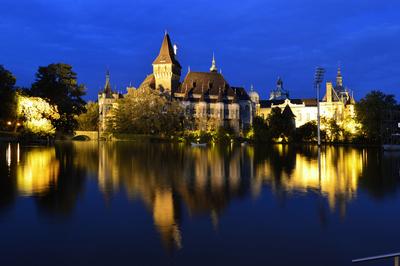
[1,0,399,101]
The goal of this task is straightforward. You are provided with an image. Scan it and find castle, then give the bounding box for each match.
[251,67,356,133]
[99,32,356,136]
[99,33,254,134]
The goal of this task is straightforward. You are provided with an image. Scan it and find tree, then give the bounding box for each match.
[17,93,60,136]
[251,116,271,142]
[322,117,343,142]
[267,106,296,142]
[112,88,185,136]
[31,63,86,134]
[295,121,318,142]
[76,101,99,131]
[294,120,327,142]
[0,65,17,128]
[355,90,398,143]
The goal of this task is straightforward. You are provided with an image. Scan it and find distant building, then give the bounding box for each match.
[98,71,122,133]
[98,33,254,134]
[269,77,289,100]
[251,69,357,132]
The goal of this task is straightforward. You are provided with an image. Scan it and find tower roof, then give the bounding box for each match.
[210,53,217,72]
[336,66,343,88]
[282,104,295,118]
[104,70,113,98]
[152,33,181,68]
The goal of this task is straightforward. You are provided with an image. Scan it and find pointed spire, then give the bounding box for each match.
[104,70,112,97]
[153,32,181,68]
[250,84,254,91]
[210,52,217,72]
[336,64,343,87]
[188,65,191,73]
[277,76,283,89]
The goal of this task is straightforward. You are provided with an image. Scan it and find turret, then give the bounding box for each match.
[152,32,182,95]
[336,66,343,87]
[210,53,218,73]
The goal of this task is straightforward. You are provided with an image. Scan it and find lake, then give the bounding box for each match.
[0,142,399,266]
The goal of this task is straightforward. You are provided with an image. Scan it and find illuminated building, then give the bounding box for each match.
[252,69,357,132]
[98,33,254,134]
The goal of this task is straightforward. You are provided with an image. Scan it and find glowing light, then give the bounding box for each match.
[16,148,59,196]
[6,143,11,167]
[7,121,12,125]
[17,94,60,135]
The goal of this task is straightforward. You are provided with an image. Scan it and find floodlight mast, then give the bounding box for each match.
[314,67,325,146]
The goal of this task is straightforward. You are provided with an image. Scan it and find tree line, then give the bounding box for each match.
[1,63,398,144]
[250,90,399,144]
[0,63,90,138]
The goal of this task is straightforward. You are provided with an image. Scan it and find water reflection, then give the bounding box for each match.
[253,145,364,214]
[17,147,59,196]
[1,142,399,250]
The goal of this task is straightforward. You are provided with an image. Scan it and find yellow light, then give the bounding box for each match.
[16,148,59,196]
[7,121,12,125]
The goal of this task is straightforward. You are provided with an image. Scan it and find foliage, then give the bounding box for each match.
[322,117,343,142]
[251,116,271,142]
[0,65,17,129]
[266,107,295,142]
[17,94,60,136]
[214,125,235,144]
[30,63,86,134]
[355,90,398,143]
[111,88,186,136]
[76,101,99,131]
[294,121,318,142]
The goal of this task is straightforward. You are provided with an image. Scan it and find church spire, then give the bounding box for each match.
[104,70,112,97]
[210,53,218,72]
[336,65,343,87]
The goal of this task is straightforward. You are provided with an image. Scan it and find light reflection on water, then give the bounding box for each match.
[1,142,400,264]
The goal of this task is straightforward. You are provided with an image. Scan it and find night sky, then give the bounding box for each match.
[1,0,399,101]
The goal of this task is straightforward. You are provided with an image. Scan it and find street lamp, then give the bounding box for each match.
[314,67,325,146]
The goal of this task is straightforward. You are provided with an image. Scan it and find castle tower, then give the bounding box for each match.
[336,66,343,87]
[98,71,118,133]
[152,32,182,95]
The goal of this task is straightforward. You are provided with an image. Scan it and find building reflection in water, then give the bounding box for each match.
[4,144,59,196]
[2,142,399,250]
[93,142,369,249]
[95,142,252,249]
[253,145,364,214]
[16,147,59,196]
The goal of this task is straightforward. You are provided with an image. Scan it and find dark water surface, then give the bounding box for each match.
[0,142,400,266]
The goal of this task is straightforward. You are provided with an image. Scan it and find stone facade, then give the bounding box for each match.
[99,33,254,134]
[253,70,357,133]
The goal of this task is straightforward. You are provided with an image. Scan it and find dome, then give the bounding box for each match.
[249,88,259,104]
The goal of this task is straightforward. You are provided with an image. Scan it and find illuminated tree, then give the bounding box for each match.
[17,94,60,136]
[31,63,86,134]
[112,88,186,136]
[76,101,99,131]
